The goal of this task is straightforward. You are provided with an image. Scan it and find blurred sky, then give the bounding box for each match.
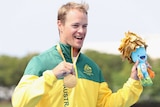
[0,0,160,58]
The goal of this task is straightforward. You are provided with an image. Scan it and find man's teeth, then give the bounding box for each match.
[75,36,82,39]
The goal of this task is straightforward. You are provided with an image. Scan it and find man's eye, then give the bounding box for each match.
[83,25,87,28]
[72,25,79,28]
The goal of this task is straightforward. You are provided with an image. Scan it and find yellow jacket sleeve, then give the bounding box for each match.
[12,70,57,107]
[97,78,143,107]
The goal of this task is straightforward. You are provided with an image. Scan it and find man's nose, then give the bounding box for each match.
[77,26,85,33]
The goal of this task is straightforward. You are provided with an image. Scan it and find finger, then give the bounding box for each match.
[131,60,139,80]
[62,70,73,77]
[65,62,73,67]
[63,68,75,77]
[146,62,152,69]
[70,68,76,75]
[132,60,139,72]
[64,62,73,71]
[62,71,67,76]
[66,68,75,75]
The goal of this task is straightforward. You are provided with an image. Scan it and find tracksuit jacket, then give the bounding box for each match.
[12,43,143,107]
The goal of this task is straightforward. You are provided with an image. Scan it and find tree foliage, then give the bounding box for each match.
[0,53,37,86]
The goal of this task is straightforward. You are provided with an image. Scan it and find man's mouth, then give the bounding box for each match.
[74,36,83,40]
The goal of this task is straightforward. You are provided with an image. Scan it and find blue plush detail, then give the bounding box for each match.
[131,47,153,86]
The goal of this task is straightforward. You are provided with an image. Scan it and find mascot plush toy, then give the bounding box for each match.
[118,31,155,86]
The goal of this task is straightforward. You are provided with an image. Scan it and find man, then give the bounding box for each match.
[12,2,143,107]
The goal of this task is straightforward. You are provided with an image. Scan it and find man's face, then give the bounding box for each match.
[58,9,88,49]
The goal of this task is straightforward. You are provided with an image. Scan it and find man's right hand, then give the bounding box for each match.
[52,61,74,79]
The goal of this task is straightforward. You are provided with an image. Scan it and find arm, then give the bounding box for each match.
[97,78,143,107]
[97,60,143,107]
[12,70,57,107]
[12,55,73,107]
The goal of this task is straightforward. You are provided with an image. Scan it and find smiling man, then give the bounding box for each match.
[12,2,143,107]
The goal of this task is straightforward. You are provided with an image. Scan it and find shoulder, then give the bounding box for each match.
[24,45,60,76]
[80,53,100,69]
[39,46,57,57]
[32,45,61,66]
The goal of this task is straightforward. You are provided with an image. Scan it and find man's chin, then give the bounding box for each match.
[73,45,82,50]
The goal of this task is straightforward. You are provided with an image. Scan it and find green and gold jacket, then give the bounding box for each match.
[12,43,143,107]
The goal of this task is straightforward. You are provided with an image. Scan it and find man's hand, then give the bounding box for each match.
[130,60,139,80]
[52,61,74,79]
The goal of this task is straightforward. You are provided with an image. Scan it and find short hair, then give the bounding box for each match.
[57,2,89,24]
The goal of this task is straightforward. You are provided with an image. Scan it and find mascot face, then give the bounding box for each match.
[131,47,147,63]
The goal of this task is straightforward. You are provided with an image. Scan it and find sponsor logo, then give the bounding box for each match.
[83,64,93,76]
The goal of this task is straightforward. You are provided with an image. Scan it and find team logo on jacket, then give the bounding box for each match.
[83,64,93,76]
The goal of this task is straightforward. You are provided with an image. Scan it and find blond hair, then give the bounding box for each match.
[57,2,89,24]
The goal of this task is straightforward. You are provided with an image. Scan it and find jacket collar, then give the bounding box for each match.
[58,42,81,63]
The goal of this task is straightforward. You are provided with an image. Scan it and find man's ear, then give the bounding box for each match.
[57,20,63,32]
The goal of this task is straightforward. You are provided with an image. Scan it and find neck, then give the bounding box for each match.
[73,48,79,57]
[59,42,80,57]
